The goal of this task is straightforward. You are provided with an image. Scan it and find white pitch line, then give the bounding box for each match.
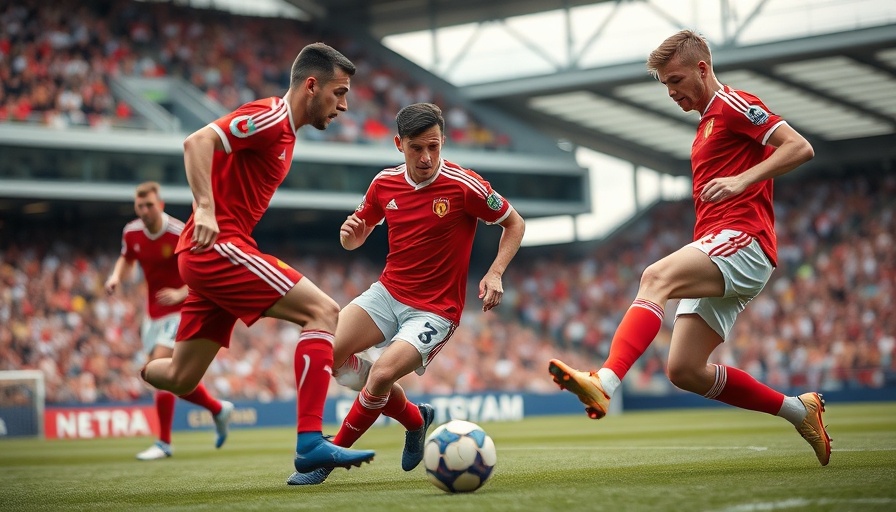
[501,446,769,451]
[501,446,896,452]
[710,498,896,512]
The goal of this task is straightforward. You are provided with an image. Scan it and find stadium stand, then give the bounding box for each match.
[0,0,510,149]
[1,173,892,403]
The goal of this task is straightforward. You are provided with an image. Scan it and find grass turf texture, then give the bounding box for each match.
[2,402,894,512]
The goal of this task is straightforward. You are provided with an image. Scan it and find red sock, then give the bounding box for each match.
[332,387,388,447]
[294,330,335,434]
[156,391,176,445]
[179,383,222,415]
[382,385,423,431]
[704,364,785,415]
[603,299,664,379]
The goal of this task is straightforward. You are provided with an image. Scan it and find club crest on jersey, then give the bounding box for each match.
[161,244,173,258]
[486,191,504,211]
[229,115,257,138]
[745,106,769,126]
[432,198,450,218]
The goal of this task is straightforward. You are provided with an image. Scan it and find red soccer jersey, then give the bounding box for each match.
[691,85,786,266]
[176,96,297,253]
[121,214,185,319]
[354,159,513,324]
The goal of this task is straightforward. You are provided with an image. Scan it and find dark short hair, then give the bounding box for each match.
[290,42,356,88]
[395,103,444,139]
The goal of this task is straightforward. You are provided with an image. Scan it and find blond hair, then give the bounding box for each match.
[647,30,712,78]
[135,181,161,198]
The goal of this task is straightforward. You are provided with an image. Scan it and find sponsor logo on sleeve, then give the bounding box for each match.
[745,106,769,126]
[486,191,504,211]
[229,115,257,138]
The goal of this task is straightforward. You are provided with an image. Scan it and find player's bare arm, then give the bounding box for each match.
[479,209,525,312]
[701,124,814,203]
[156,285,189,306]
[104,255,135,295]
[339,213,373,250]
[183,126,224,252]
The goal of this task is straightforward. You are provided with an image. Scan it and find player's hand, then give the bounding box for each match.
[191,206,219,252]
[700,176,748,203]
[104,276,119,295]
[478,271,504,312]
[156,287,188,305]
[339,214,366,248]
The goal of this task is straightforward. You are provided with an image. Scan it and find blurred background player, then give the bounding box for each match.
[105,181,233,460]
[548,30,832,466]
[288,102,525,485]
[140,43,375,476]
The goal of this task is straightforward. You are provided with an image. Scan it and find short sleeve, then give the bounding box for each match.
[462,170,512,225]
[721,89,785,146]
[207,98,288,154]
[354,178,385,227]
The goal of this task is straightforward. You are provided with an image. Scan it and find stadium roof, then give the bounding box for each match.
[288,0,896,178]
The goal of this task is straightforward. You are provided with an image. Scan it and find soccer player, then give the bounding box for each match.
[141,43,375,475]
[288,102,525,485]
[548,30,833,466]
[105,181,233,460]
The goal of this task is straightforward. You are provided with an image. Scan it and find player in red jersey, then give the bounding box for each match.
[288,102,525,485]
[548,30,832,466]
[105,182,233,460]
[140,43,375,475]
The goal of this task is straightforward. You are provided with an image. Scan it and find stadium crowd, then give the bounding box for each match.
[0,0,510,149]
[1,174,893,404]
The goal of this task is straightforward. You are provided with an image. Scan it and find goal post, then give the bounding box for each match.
[0,370,45,439]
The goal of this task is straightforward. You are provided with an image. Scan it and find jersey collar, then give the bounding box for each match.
[701,83,726,117]
[144,213,169,240]
[283,92,298,134]
[404,159,443,189]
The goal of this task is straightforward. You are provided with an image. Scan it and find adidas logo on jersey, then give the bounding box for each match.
[278,150,286,161]
[386,199,398,210]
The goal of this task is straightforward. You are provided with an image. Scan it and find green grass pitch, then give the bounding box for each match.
[2,402,894,512]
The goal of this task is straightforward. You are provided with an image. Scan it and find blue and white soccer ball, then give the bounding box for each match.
[423,419,497,493]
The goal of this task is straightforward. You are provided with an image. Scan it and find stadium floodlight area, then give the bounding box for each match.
[0,370,45,439]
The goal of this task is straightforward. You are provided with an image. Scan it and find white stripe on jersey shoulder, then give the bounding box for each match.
[716,89,758,117]
[441,164,489,196]
[373,165,406,181]
[124,218,145,233]
[251,100,287,131]
[166,215,185,235]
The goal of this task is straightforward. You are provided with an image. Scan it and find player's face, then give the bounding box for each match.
[657,56,711,113]
[134,192,163,229]
[309,68,351,130]
[396,125,444,184]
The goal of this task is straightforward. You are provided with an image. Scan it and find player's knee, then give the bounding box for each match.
[168,372,204,396]
[666,364,703,393]
[366,364,399,391]
[308,296,340,328]
[639,263,669,295]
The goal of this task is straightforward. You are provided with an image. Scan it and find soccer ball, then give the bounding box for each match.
[423,420,496,493]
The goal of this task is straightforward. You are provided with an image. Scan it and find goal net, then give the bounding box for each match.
[0,370,45,438]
